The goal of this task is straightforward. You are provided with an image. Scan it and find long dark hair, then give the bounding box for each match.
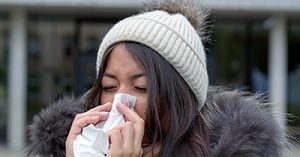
[85,42,210,157]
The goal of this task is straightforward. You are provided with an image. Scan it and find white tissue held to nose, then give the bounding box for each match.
[73,93,137,157]
[98,93,137,131]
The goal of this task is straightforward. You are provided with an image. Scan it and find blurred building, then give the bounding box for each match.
[0,0,299,151]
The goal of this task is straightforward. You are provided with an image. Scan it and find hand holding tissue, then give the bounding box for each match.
[73,93,136,157]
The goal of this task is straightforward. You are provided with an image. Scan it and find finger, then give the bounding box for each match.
[67,116,99,142]
[116,102,141,122]
[74,111,105,120]
[84,112,109,125]
[117,103,145,145]
[70,112,109,136]
[75,102,111,120]
[123,122,143,157]
[122,122,135,147]
[106,123,125,135]
[107,130,123,148]
[89,102,112,112]
[122,99,129,107]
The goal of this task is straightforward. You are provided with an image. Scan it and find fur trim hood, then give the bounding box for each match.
[26,87,289,157]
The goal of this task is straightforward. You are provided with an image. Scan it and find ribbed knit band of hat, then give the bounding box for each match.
[96,0,209,110]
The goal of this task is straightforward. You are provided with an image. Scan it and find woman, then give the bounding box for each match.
[26,0,290,157]
[68,41,211,157]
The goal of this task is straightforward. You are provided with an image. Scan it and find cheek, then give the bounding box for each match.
[134,96,148,120]
[100,93,114,105]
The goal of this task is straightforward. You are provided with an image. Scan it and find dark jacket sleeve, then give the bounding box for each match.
[26,96,85,157]
[204,87,289,157]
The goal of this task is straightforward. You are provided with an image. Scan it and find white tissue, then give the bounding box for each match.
[73,93,136,157]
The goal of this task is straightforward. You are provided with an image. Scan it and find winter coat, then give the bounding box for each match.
[26,87,289,157]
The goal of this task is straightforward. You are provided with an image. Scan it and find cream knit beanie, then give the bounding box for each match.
[96,0,209,109]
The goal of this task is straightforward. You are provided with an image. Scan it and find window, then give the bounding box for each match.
[0,14,8,143]
[26,15,115,125]
[210,22,245,86]
[63,36,74,58]
[28,35,40,59]
[288,21,300,133]
[209,19,268,93]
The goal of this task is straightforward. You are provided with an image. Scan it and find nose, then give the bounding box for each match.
[116,85,132,95]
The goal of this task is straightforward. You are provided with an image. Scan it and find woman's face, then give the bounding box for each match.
[100,43,148,120]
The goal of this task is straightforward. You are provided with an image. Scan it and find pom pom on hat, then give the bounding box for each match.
[96,0,209,109]
[140,0,210,41]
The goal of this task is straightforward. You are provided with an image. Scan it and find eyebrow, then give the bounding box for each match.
[102,72,145,79]
[102,72,117,79]
[131,72,145,79]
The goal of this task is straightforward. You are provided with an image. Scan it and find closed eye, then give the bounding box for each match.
[102,86,118,92]
[134,86,147,93]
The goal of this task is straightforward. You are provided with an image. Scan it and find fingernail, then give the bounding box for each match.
[122,99,129,107]
[101,112,109,116]
[117,102,124,107]
[92,115,99,119]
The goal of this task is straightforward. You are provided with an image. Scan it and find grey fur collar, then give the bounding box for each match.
[26,87,289,157]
